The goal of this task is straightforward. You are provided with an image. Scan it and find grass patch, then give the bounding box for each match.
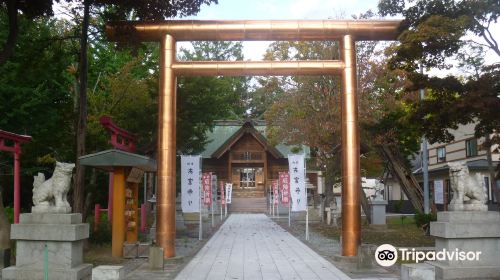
[387,215,415,226]
[309,219,434,248]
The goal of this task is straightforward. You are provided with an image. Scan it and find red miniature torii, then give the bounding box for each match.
[96,116,145,231]
[100,116,137,153]
[0,130,32,224]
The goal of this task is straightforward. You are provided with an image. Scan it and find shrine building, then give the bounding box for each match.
[201,120,309,203]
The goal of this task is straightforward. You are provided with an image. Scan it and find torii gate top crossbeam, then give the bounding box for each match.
[106,20,401,42]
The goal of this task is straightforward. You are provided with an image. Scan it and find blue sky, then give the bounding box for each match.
[180,0,382,60]
[180,0,499,67]
[185,0,380,20]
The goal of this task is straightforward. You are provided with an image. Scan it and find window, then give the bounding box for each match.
[437,147,446,162]
[484,176,490,201]
[466,138,478,157]
[236,167,262,188]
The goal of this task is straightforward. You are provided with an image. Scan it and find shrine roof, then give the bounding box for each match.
[79,149,156,172]
[201,120,309,159]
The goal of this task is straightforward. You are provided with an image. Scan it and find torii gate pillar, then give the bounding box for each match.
[0,130,32,224]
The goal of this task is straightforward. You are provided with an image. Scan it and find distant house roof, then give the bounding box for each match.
[201,120,310,159]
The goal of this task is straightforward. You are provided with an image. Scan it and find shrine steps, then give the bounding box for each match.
[232,189,265,198]
[230,197,268,213]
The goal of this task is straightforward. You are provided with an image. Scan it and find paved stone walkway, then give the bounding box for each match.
[175,213,351,280]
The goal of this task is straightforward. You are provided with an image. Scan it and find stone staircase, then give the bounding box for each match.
[230,197,268,213]
[232,189,265,198]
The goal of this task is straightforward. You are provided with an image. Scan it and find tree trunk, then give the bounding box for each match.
[73,0,90,222]
[0,191,10,250]
[0,0,19,65]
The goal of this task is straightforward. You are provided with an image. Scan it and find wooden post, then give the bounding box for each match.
[112,168,126,257]
[126,182,139,243]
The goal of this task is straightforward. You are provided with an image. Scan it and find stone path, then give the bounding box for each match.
[175,213,351,280]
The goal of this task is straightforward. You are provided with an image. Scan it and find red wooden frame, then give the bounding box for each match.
[0,130,32,224]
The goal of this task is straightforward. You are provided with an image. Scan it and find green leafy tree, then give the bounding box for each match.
[378,0,500,144]
[0,0,53,65]
[0,14,76,212]
[177,41,247,154]
[1,0,220,217]
[68,0,218,216]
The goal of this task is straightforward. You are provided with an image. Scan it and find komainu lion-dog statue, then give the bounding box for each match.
[32,162,75,213]
[448,161,487,211]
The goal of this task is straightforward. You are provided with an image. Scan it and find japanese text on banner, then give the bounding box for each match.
[288,154,306,212]
[225,183,233,204]
[202,172,212,206]
[273,180,279,205]
[219,181,225,205]
[279,172,290,204]
[180,155,201,213]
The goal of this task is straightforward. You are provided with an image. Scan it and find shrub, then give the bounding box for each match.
[4,207,14,224]
[89,213,112,245]
[394,199,404,213]
[414,211,437,235]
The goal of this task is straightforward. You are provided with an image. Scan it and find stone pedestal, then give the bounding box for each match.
[2,213,92,280]
[401,263,435,280]
[369,200,387,225]
[429,211,500,280]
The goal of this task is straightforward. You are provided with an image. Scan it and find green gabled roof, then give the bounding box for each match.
[201,120,310,159]
[79,149,156,172]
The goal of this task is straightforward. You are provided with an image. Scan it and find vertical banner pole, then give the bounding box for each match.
[220,182,223,221]
[305,157,309,241]
[288,199,291,227]
[277,198,280,218]
[211,182,214,227]
[143,173,147,204]
[13,147,20,224]
[272,191,275,217]
[198,184,203,240]
[199,158,202,241]
[225,186,227,218]
[269,187,272,215]
[306,204,309,240]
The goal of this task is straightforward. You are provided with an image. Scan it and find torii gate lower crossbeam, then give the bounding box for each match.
[106,19,400,258]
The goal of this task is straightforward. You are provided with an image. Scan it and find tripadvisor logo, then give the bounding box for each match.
[375,244,482,267]
[375,244,398,267]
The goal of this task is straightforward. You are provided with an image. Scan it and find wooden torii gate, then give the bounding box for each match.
[99,115,137,222]
[106,19,401,257]
[0,130,32,224]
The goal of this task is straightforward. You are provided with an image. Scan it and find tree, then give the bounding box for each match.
[250,37,410,206]
[378,0,500,144]
[1,0,219,217]
[177,41,247,153]
[0,14,77,214]
[0,0,53,65]
[70,0,218,217]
